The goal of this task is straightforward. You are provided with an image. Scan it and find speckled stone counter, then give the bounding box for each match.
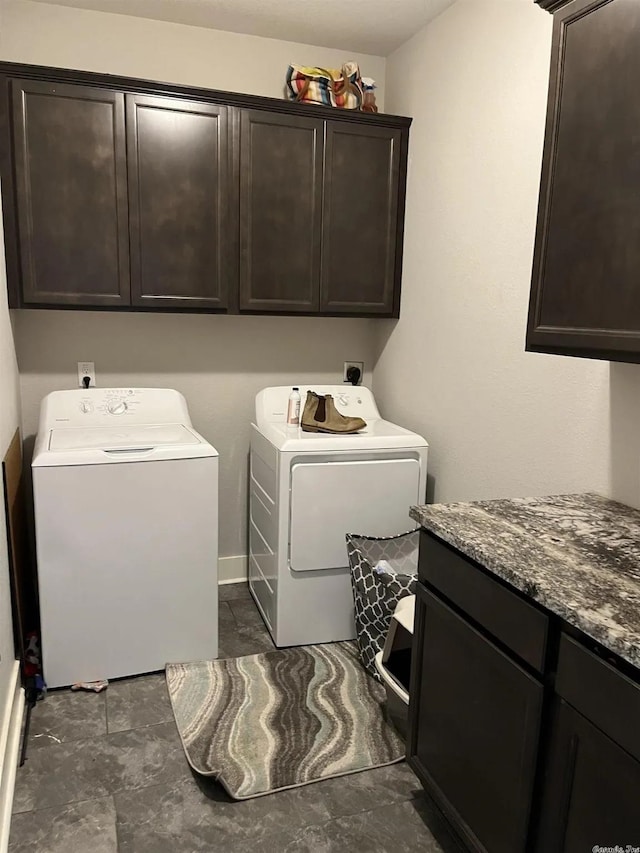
[410,493,640,670]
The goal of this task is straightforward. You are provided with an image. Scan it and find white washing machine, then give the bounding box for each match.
[249,385,428,646]
[32,388,218,688]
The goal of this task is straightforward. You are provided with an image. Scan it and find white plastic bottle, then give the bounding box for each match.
[287,386,301,427]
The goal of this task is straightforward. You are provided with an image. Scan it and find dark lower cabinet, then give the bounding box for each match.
[535,699,640,851]
[409,585,543,853]
[321,122,404,315]
[127,95,230,309]
[238,109,323,312]
[12,79,130,306]
[410,534,640,852]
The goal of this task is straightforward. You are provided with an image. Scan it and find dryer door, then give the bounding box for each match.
[289,457,421,572]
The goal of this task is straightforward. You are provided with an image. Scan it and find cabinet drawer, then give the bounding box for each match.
[556,633,640,762]
[419,532,548,672]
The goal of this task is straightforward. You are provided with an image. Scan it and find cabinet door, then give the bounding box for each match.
[408,585,543,853]
[527,0,640,361]
[321,122,404,316]
[127,95,230,309]
[239,110,323,313]
[536,699,640,851]
[12,80,130,306]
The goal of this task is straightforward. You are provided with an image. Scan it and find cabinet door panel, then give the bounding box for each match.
[239,110,322,312]
[321,122,403,315]
[12,80,129,306]
[536,699,640,852]
[528,0,640,359]
[409,585,542,853]
[127,95,229,309]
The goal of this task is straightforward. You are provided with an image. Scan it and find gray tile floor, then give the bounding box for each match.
[10,584,463,852]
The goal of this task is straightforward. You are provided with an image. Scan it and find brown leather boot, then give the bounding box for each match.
[301,391,366,434]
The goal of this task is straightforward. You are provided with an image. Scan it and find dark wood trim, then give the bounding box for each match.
[527,0,569,347]
[13,304,396,318]
[526,0,633,361]
[534,700,579,853]
[226,104,241,314]
[0,79,22,308]
[535,0,575,12]
[526,338,640,364]
[0,61,411,130]
[391,127,409,318]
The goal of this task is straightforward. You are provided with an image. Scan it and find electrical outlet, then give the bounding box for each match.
[343,361,364,384]
[77,362,96,388]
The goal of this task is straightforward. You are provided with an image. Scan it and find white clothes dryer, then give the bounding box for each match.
[32,388,218,688]
[249,385,428,647]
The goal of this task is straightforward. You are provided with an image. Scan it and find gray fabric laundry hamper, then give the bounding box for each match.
[346,529,419,682]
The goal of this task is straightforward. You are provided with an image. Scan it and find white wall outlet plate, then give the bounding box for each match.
[78,362,96,388]
[343,361,364,384]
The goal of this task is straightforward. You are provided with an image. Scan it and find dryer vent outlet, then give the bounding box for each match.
[343,361,364,385]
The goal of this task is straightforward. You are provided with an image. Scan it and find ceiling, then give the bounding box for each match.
[28,0,458,55]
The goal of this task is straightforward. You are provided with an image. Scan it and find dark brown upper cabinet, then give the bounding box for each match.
[527,0,640,362]
[1,62,411,316]
[321,122,404,315]
[12,79,130,306]
[127,95,230,310]
[238,109,323,313]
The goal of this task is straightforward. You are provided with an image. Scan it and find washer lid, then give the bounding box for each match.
[33,422,218,466]
[49,423,200,452]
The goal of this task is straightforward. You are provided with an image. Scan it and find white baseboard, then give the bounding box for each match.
[0,662,24,852]
[218,555,248,585]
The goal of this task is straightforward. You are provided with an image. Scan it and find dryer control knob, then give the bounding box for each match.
[108,400,128,415]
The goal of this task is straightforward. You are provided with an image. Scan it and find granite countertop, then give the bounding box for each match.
[410,493,640,669]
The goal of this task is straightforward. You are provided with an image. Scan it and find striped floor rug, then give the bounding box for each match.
[166,641,405,799]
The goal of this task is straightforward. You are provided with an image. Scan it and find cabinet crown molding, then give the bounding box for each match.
[535,0,574,11]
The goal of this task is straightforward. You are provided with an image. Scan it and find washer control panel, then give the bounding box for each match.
[42,388,191,429]
[76,388,139,418]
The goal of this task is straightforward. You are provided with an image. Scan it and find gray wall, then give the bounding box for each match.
[373,0,612,504]
[16,311,376,560]
[2,0,384,566]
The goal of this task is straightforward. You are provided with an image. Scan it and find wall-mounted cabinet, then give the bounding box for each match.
[0,63,411,318]
[12,80,130,307]
[527,0,640,362]
[238,109,323,313]
[321,122,404,315]
[127,95,231,310]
